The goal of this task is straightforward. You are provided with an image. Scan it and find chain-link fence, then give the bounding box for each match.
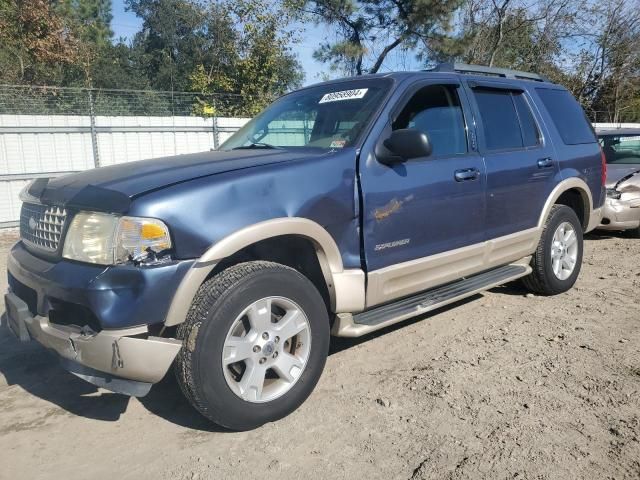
[588,110,640,125]
[0,85,259,226]
[0,84,254,117]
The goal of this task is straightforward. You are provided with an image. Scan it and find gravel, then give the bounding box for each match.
[0,229,639,480]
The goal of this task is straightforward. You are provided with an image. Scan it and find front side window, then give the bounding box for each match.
[473,88,540,151]
[392,84,467,156]
[599,134,640,164]
[221,79,392,151]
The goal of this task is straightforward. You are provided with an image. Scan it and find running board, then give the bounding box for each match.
[331,263,531,337]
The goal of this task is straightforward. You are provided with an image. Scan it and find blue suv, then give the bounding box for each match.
[4,64,605,430]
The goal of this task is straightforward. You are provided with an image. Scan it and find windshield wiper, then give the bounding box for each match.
[232,142,282,150]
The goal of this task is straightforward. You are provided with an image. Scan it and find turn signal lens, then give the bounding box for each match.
[63,213,172,265]
[115,217,172,262]
[141,223,167,240]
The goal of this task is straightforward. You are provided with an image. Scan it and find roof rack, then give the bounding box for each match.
[427,63,549,82]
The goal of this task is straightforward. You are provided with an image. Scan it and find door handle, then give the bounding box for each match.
[537,157,554,168]
[454,168,480,182]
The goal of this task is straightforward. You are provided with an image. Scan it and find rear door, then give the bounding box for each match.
[464,81,558,239]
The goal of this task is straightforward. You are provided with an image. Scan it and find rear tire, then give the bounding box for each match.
[175,261,330,431]
[522,205,583,295]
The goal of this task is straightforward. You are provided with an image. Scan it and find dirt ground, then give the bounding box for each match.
[0,229,638,480]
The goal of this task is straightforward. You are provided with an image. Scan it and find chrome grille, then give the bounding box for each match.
[20,203,68,252]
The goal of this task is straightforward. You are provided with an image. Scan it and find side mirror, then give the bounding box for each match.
[376,129,432,165]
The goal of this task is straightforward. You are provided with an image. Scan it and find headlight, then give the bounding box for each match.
[62,212,171,265]
[606,188,621,199]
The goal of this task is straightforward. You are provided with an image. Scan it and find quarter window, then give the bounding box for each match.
[536,88,596,145]
[393,85,467,156]
[473,88,540,151]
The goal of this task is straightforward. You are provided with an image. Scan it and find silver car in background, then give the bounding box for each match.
[597,128,640,237]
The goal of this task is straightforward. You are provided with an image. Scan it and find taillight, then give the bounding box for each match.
[600,147,607,186]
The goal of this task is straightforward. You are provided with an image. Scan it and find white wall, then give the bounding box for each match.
[0,114,250,224]
[593,123,640,130]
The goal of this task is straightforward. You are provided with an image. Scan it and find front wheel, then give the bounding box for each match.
[175,261,330,431]
[522,205,583,295]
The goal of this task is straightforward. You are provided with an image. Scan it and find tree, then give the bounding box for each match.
[55,0,116,86]
[305,0,464,76]
[0,0,79,84]
[189,0,303,115]
[429,0,640,122]
[57,0,113,46]
[567,0,640,122]
[434,0,576,72]
[126,0,210,91]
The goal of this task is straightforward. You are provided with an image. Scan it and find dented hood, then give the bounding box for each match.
[26,149,321,213]
[615,170,640,197]
[606,163,640,187]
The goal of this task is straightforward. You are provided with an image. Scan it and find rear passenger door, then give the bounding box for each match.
[465,82,558,239]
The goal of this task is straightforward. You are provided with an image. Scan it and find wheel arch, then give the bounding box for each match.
[538,178,593,232]
[164,218,365,327]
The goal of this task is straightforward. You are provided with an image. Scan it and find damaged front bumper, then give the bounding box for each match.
[4,292,181,396]
[599,193,640,231]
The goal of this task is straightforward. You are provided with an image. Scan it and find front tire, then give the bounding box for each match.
[175,261,330,431]
[522,205,583,295]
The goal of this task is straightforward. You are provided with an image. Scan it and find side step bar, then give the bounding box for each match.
[331,263,531,337]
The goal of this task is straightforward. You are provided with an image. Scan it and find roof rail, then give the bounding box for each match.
[427,63,549,82]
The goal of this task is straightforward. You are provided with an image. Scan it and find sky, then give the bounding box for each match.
[110,0,423,87]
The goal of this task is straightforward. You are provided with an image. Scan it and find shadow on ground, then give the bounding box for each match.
[0,291,489,431]
[0,323,130,422]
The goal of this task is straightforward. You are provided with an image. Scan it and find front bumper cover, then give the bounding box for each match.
[4,292,182,396]
[7,241,194,330]
[598,196,640,231]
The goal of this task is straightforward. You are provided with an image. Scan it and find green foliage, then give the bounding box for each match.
[56,0,113,46]
[0,0,637,121]
[307,0,464,75]
[0,0,301,115]
[0,0,79,84]
[188,0,303,116]
[427,0,640,122]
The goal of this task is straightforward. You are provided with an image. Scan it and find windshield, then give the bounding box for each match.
[220,79,392,151]
[599,134,640,164]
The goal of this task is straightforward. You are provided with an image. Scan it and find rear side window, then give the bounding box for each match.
[473,88,540,151]
[513,94,540,147]
[536,88,595,145]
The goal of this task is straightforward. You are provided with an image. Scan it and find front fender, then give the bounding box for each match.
[163,218,366,327]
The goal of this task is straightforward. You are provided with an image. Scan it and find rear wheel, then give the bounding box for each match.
[175,261,330,431]
[522,205,583,295]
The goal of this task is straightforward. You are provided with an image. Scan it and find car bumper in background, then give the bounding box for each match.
[4,292,182,396]
[598,197,640,231]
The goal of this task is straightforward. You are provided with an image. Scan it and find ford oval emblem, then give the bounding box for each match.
[28,217,38,230]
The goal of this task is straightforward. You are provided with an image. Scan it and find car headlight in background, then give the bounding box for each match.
[606,188,621,200]
[62,212,172,265]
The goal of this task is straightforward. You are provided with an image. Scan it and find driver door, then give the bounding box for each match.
[360,81,487,306]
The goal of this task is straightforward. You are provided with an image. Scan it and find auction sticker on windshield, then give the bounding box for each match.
[319,88,368,104]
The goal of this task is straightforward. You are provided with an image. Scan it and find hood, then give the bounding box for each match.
[27,149,324,213]
[606,163,640,187]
